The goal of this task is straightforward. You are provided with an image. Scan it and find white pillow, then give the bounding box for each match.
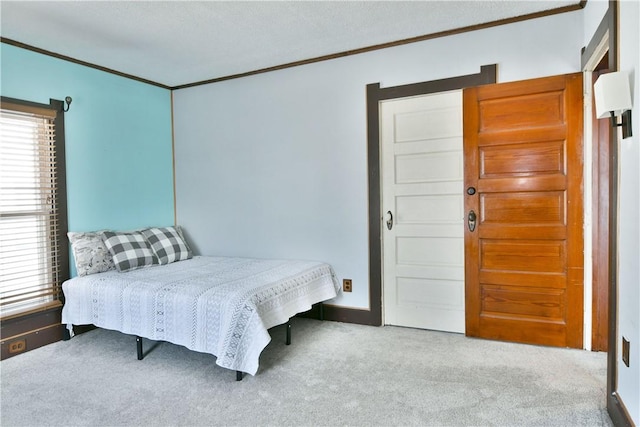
[68,231,116,276]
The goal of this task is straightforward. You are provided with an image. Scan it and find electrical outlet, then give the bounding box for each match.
[8,339,26,354]
[343,279,352,292]
[622,337,630,367]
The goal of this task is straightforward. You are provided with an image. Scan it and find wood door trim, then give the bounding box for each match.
[580,2,632,425]
[365,64,497,326]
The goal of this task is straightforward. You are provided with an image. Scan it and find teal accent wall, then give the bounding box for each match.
[1,43,174,275]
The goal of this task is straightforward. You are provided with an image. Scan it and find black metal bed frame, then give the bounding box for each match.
[65,304,324,381]
[135,320,291,381]
[135,303,323,381]
[136,319,291,381]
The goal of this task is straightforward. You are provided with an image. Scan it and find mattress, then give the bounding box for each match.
[61,256,340,375]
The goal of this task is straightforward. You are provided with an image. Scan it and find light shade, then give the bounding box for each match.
[593,71,633,119]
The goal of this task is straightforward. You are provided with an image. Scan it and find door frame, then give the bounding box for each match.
[581,2,630,426]
[365,64,497,326]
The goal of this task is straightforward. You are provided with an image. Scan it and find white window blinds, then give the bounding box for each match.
[0,101,63,319]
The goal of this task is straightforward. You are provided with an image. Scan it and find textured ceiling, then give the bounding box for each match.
[0,1,582,88]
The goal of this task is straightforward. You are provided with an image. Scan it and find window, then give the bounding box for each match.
[0,97,68,320]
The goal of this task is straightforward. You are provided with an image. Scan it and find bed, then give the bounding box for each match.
[62,248,340,379]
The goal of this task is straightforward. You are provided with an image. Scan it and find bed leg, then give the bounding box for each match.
[236,371,243,381]
[62,326,72,341]
[286,320,291,345]
[319,303,324,321]
[136,336,144,360]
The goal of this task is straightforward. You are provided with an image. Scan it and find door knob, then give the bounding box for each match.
[386,211,393,230]
[468,210,477,232]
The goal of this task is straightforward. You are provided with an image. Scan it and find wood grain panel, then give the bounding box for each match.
[480,240,566,272]
[481,285,564,319]
[480,191,565,224]
[480,270,566,288]
[477,315,567,347]
[477,126,567,146]
[480,141,565,177]
[477,175,566,193]
[479,91,564,132]
[478,225,567,240]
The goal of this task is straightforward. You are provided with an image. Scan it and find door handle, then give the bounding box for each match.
[386,211,393,230]
[468,210,477,232]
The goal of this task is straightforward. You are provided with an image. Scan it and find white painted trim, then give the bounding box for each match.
[583,30,610,71]
[581,29,609,351]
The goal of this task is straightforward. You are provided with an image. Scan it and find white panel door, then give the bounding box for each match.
[381,91,465,333]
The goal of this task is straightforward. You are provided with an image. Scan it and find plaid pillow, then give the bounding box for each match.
[141,226,193,265]
[102,231,158,272]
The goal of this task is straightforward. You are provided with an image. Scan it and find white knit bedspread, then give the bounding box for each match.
[61,256,340,375]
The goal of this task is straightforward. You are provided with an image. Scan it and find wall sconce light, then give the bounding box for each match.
[594,71,633,139]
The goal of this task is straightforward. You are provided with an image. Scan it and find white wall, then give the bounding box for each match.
[616,1,640,422]
[173,11,583,309]
[583,0,609,47]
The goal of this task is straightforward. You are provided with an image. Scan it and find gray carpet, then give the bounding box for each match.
[1,318,612,427]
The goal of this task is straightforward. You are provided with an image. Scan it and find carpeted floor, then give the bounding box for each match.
[1,317,612,426]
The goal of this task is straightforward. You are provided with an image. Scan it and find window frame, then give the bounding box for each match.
[0,96,69,321]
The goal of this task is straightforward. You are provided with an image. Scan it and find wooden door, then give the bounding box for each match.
[591,68,610,352]
[463,73,584,348]
[381,91,465,332]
